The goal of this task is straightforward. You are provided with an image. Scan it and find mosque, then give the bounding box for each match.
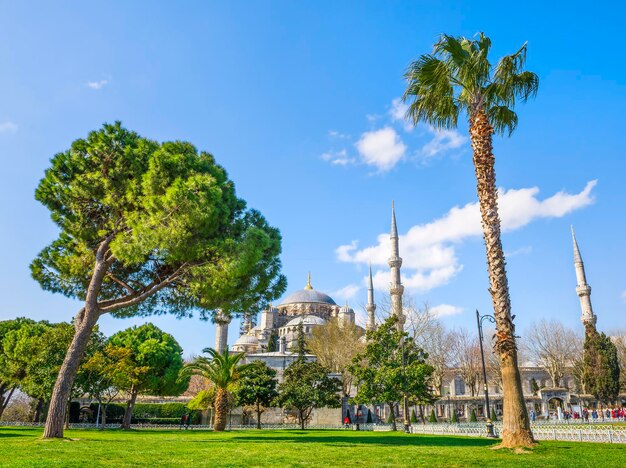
[211,203,403,384]
[207,203,615,424]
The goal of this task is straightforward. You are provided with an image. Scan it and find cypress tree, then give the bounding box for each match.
[491,407,498,422]
[411,409,418,423]
[583,329,620,404]
[470,409,477,422]
[451,410,459,423]
[429,409,437,423]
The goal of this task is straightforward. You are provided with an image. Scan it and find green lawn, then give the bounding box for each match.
[0,427,624,467]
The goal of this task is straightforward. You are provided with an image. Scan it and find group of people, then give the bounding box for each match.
[543,407,626,422]
[584,407,626,422]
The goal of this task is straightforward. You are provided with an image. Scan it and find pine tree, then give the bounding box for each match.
[470,409,477,422]
[451,410,459,423]
[491,407,498,422]
[429,409,437,423]
[366,410,373,424]
[411,409,418,423]
[295,322,308,360]
[583,329,620,404]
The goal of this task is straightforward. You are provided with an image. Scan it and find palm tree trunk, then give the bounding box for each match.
[214,387,229,431]
[469,109,534,448]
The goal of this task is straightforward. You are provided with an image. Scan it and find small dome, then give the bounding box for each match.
[284,315,326,327]
[340,303,352,313]
[234,334,259,346]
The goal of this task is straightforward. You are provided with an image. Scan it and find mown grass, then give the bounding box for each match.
[0,427,624,467]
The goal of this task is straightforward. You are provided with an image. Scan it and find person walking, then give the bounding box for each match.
[185,413,192,430]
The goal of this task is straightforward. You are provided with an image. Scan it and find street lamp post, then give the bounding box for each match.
[476,309,497,438]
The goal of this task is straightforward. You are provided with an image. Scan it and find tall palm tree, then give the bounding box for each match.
[184,347,250,431]
[403,33,538,448]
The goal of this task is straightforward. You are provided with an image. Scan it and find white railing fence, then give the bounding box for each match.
[3,421,626,444]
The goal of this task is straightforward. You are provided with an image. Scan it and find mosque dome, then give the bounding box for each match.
[279,273,336,306]
[284,315,326,327]
[233,334,259,347]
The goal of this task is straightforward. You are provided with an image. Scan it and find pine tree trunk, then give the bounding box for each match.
[469,109,534,448]
[33,398,44,423]
[121,388,138,429]
[213,387,229,431]
[42,307,99,438]
[0,386,15,420]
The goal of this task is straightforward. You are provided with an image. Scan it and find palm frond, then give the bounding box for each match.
[403,33,537,137]
[488,106,518,136]
[433,34,470,70]
[403,55,460,129]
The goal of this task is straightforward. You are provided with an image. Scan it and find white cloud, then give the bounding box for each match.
[389,98,408,122]
[0,121,18,133]
[505,246,533,257]
[331,284,360,303]
[329,130,348,139]
[355,127,406,172]
[321,149,356,166]
[86,79,109,90]
[430,304,464,318]
[421,127,467,159]
[336,180,597,293]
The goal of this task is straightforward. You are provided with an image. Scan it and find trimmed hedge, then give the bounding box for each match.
[87,402,201,425]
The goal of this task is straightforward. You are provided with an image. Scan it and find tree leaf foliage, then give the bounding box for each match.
[403,32,539,136]
[31,122,287,319]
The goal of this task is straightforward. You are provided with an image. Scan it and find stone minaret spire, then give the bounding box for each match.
[366,263,377,331]
[388,201,405,332]
[571,226,597,328]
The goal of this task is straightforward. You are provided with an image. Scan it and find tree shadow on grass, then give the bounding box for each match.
[0,432,35,438]
[229,433,497,448]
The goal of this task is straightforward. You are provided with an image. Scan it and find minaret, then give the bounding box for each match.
[571,226,597,329]
[388,201,405,332]
[214,309,231,354]
[366,263,377,331]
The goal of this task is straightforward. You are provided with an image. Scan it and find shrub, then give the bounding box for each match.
[69,402,81,423]
[410,409,418,423]
[490,408,498,422]
[470,409,477,422]
[386,411,394,424]
[429,410,437,423]
[451,411,459,423]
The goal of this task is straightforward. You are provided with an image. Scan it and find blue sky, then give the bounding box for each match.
[1,1,624,357]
